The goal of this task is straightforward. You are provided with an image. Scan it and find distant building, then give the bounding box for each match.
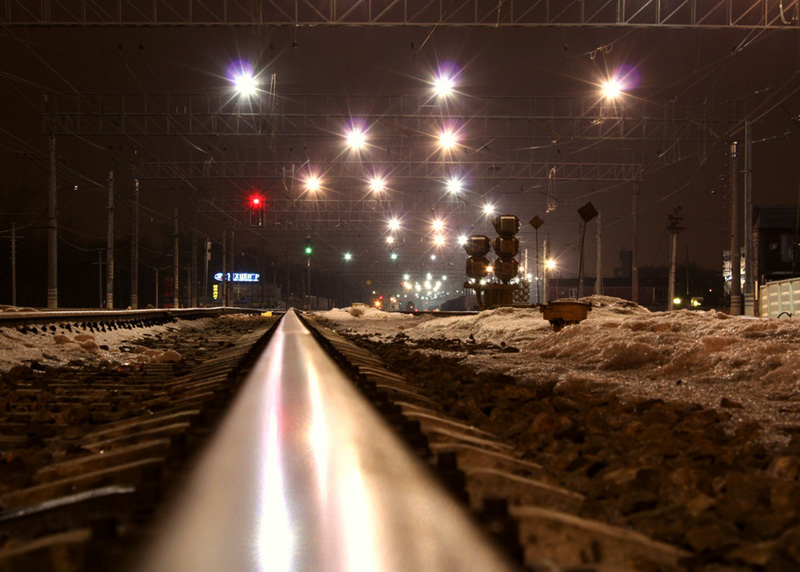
[755,205,800,282]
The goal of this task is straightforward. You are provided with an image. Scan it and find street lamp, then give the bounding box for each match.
[345,126,368,151]
[446,176,463,195]
[433,73,456,98]
[305,175,321,193]
[601,78,623,100]
[369,176,386,194]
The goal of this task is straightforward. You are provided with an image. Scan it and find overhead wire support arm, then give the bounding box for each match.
[2,0,799,28]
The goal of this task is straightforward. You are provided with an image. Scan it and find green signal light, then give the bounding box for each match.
[305,246,312,255]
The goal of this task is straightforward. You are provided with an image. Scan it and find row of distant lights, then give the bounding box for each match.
[234,63,627,260]
[232,65,501,210]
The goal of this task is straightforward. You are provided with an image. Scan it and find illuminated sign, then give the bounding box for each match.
[212,284,219,300]
[213,272,260,283]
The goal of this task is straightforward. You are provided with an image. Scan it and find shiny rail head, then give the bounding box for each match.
[130,309,516,572]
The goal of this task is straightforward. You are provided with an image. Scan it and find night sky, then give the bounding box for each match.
[1,21,800,307]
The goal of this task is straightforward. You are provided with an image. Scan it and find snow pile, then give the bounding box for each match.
[314,296,800,442]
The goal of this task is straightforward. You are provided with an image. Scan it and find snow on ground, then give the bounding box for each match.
[317,296,800,447]
[0,316,219,373]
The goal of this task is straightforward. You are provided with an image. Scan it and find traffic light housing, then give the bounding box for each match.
[249,194,265,227]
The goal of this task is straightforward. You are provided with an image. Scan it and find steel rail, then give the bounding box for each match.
[130,308,516,572]
[0,306,266,328]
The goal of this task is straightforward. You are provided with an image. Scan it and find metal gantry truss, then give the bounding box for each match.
[3,0,799,28]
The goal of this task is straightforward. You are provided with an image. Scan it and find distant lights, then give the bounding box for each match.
[431,218,445,233]
[343,252,353,262]
[433,235,445,247]
[483,203,496,216]
[457,234,468,246]
[388,217,401,231]
[386,235,395,244]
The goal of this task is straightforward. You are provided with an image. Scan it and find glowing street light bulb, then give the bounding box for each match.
[390,252,398,260]
[437,128,458,151]
[345,127,368,150]
[369,176,386,193]
[433,235,445,247]
[446,177,462,194]
[388,217,401,232]
[545,259,556,270]
[344,252,353,261]
[433,74,456,98]
[403,274,410,280]
[601,78,623,100]
[431,218,445,232]
[483,203,496,216]
[305,175,321,192]
[386,235,395,244]
[233,71,258,97]
[457,234,468,246]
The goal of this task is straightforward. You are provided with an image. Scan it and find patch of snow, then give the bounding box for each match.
[315,296,800,446]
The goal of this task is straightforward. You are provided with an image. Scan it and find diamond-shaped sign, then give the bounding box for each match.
[578,202,598,222]
[529,215,544,230]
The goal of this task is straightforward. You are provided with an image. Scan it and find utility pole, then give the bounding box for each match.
[47,134,58,308]
[190,209,198,307]
[106,171,114,309]
[743,121,756,316]
[729,141,741,315]
[5,223,22,306]
[221,231,227,306]
[130,158,140,309]
[204,238,211,307]
[173,208,179,309]
[667,207,685,311]
[543,239,550,303]
[632,181,640,304]
[595,211,603,296]
[228,229,235,307]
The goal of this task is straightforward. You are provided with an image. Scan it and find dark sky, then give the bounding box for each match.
[1,23,800,305]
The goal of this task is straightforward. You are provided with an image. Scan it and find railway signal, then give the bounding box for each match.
[249,194,265,227]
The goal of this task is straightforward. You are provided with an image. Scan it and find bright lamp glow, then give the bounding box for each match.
[233,71,258,97]
[345,127,368,150]
[601,78,623,99]
[344,252,352,261]
[305,176,321,192]
[482,203,496,216]
[446,177,462,194]
[545,259,556,270]
[437,128,458,151]
[433,74,456,98]
[369,176,386,193]
[386,236,395,244]
[433,235,445,246]
[457,234,468,246]
[388,217,401,231]
[431,218,445,232]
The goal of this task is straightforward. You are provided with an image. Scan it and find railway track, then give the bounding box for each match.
[0,307,720,571]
